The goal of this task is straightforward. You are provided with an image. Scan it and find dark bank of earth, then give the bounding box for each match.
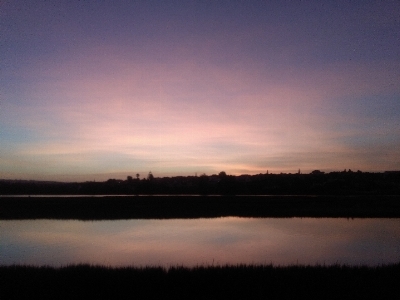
[1,264,399,300]
[1,195,400,219]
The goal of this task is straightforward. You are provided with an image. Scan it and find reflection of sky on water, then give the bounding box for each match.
[1,218,399,267]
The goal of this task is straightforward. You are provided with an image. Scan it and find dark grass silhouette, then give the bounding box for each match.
[1,195,400,220]
[1,264,399,299]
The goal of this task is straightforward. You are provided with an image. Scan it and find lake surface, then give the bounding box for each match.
[1,218,399,267]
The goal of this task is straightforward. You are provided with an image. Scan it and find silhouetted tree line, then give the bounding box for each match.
[1,170,400,195]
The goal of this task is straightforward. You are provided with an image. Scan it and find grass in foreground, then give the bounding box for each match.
[1,263,400,299]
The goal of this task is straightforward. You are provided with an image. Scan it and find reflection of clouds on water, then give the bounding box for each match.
[1,218,399,267]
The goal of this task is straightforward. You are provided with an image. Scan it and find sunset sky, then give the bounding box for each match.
[1,1,399,181]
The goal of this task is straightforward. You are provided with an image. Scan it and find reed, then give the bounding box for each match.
[1,263,399,299]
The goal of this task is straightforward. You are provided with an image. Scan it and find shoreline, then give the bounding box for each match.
[1,195,399,219]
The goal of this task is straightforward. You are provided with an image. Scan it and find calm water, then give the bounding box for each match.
[1,218,399,267]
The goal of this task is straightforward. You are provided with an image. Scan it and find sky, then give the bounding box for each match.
[1,0,399,181]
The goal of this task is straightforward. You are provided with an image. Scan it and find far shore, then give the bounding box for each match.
[1,195,399,220]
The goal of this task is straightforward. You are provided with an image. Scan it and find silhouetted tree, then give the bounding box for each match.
[219,171,227,178]
[198,174,209,194]
[311,170,324,175]
[218,172,236,194]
